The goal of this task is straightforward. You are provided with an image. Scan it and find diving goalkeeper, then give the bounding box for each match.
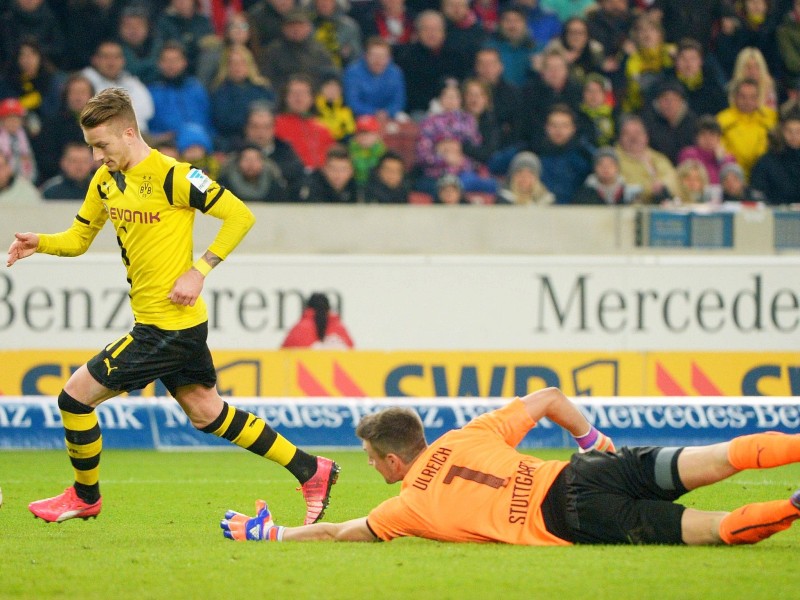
[221,387,800,546]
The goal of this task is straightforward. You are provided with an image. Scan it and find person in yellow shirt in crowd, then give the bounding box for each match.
[314,74,356,142]
[622,14,675,113]
[717,78,777,179]
[222,386,800,547]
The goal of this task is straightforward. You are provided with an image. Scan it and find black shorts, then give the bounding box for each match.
[87,322,217,396]
[542,447,688,545]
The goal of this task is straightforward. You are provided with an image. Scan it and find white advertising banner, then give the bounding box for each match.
[0,254,798,351]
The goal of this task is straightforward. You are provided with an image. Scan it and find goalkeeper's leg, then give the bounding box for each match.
[681,490,800,546]
[676,432,800,491]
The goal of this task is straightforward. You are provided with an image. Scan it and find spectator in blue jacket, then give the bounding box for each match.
[147,41,213,147]
[538,104,593,204]
[210,44,276,152]
[343,36,406,118]
[516,0,563,48]
[483,4,538,86]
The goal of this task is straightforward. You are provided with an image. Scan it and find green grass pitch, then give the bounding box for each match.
[0,448,798,600]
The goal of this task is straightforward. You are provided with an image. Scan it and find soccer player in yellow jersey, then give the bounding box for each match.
[222,386,800,546]
[6,88,339,525]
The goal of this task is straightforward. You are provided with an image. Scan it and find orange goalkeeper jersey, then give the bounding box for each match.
[367,399,571,546]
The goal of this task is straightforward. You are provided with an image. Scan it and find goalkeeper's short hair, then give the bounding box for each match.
[356,408,427,463]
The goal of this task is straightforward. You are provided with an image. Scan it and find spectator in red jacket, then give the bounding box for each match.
[275,73,336,170]
[281,293,355,349]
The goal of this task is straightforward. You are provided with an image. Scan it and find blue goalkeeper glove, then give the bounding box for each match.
[574,426,616,453]
[220,500,285,541]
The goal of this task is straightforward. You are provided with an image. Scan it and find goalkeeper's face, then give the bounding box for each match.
[363,441,403,484]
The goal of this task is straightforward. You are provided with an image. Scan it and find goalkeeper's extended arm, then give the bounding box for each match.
[520,387,615,453]
[220,502,375,542]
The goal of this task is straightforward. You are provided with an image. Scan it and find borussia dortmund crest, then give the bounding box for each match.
[139,174,153,198]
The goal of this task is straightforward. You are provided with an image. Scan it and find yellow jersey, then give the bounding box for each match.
[36,149,255,330]
[367,399,571,546]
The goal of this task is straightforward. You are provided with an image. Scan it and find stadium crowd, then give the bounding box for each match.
[1,0,800,205]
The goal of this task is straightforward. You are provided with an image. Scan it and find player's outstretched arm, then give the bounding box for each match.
[6,232,39,267]
[220,501,376,542]
[281,518,376,542]
[520,387,615,453]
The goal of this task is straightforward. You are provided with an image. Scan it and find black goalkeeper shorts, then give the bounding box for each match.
[543,446,689,545]
[87,322,217,396]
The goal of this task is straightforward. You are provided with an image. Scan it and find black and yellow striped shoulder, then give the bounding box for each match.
[161,160,226,213]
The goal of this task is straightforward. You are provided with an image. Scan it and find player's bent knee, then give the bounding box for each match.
[174,384,224,429]
[57,389,94,414]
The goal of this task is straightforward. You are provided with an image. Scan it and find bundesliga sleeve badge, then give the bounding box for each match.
[186,168,212,193]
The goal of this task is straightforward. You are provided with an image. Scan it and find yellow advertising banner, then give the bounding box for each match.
[2,350,798,397]
[644,352,800,397]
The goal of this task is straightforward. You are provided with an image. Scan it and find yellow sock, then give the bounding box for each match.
[58,390,102,503]
[202,402,317,482]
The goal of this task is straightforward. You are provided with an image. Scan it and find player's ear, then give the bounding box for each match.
[385,453,407,476]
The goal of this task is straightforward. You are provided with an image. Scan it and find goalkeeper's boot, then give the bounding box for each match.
[299,456,340,525]
[29,486,102,523]
[791,489,800,511]
[221,500,281,541]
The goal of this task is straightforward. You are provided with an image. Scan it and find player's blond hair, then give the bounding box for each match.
[356,408,427,462]
[80,87,139,133]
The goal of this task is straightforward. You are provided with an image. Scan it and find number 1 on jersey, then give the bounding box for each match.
[443,465,509,489]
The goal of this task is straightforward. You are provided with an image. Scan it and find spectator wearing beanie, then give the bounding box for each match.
[497,151,555,205]
[176,123,220,180]
[435,173,470,204]
[720,162,764,202]
[573,146,640,205]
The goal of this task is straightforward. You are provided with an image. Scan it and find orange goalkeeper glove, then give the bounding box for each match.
[221,500,285,541]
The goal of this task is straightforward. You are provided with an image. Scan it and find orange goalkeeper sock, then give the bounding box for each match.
[719,499,800,545]
[727,432,800,470]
